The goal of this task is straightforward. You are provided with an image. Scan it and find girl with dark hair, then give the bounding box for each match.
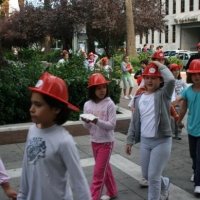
[82,73,118,200]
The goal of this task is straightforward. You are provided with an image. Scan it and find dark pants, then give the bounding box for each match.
[188,134,200,186]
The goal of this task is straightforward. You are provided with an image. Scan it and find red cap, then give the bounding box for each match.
[152,51,165,59]
[29,72,79,111]
[170,63,182,71]
[142,63,162,77]
[187,59,200,73]
[88,73,111,88]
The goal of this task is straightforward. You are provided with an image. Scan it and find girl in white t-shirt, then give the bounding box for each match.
[170,63,187,140]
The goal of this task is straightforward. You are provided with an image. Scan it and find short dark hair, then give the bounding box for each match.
[140,59,149,65]
[87,85,109,101]
[41,94,71,125]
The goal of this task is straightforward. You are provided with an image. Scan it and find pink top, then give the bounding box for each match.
[83,97,116,143]
[0,158,9,184]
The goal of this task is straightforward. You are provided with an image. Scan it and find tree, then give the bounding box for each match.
[125,0,137,57]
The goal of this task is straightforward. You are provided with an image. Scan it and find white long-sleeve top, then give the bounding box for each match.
[17,124,91,200]
[83,97,116,143]
[0,158,9,184]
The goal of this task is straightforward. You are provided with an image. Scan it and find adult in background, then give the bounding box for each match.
[121,55,134,99]
[185,42,200,71]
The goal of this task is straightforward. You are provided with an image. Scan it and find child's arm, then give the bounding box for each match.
[61,139,91,200]
[0,159,18,200]
[1,182,18,200]
[177,99,187,125]
[172,96,183,107]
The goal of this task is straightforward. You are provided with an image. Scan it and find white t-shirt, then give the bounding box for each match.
[139,93,156,138]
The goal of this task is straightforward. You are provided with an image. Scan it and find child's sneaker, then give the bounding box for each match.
[139,178,148,187]
[191,173,194,182]
[194,186,200,194]
[101,194,118,200]
[160,178,170,200]
[124,96,129,100]
[129,94,133,99]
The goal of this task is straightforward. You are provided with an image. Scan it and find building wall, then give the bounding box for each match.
[136,0,200,51]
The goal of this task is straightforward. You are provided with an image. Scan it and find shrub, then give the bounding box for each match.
[0,50,122,124]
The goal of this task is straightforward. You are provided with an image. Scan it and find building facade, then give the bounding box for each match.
[136,0,200,51]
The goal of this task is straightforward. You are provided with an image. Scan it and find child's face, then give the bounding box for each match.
[141,63,146,69]
[89,55,94,59]
[95,84,107,102]
[64,54,69,60]
[124,56,129,62]
[30,92,60,129]
[171,68,180,79]
[191,73,200,84]
[144,76,163,93]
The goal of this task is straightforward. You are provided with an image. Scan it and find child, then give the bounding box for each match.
[57,50,69,67]
[81,73,118,200]
[177,59,200,195]
[121,55,134,99]
[0,158,18,200]
[88,52,99,71]
[134,59,149,86]
[97,57,113,78]
[170,63,187,140]
[126,61,175,200]
[17,72,91,200]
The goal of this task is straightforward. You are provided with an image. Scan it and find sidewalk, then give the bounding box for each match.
[0,73,196,199]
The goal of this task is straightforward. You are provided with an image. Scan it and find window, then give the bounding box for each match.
[172,25,176,43]
[165,26,168,43]
[151,30,154,44]
[145,33,148,44]
[190,0,194,11]
[181,0,185,13]
[165,0,169,15]
[173,0,176,14]
[159,32,162,44]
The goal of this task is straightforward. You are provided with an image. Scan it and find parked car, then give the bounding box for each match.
[170,51,197,70]
[164,50,190,58]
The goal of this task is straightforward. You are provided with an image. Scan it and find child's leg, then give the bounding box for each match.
[188,134,197,178]
[90,142,117,200]
[145,137,172,200]
[196,137,200,187]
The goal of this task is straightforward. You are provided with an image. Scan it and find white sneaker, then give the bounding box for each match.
[124,96,129,99]
[194,186,200,194]
[139,178,148,187]
[101,195,110,200]
[129,94,133,99]
[101,194,118,200]
[160,178,170,200]
[191,173,194,182]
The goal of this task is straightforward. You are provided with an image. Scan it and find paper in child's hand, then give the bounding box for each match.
[80,114,97,121]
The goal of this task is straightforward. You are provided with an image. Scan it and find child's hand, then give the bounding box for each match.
[5,188,18,200]
[81,117,90,123]
[125,144,132,155]
[177,122,184,129]
[91,118,98,124]
[2,182,18,200]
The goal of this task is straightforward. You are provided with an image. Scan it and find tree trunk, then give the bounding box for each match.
[18,0,24,9]
[44,35,51,54]
[125,0,137,57]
